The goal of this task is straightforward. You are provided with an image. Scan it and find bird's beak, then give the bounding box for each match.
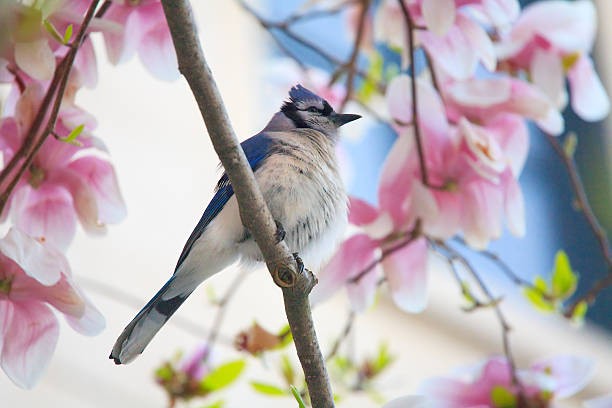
[331,112,361,127]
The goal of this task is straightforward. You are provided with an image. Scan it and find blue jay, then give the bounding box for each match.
[110,85,360,364]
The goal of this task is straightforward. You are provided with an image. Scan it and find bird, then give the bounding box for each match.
[110,85,361,364]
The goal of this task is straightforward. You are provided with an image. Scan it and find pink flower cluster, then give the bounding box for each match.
[385,355,595,407]
[0,0,177,388]
[315,0,609,313]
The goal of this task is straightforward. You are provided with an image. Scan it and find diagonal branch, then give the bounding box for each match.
[159,2,334,406]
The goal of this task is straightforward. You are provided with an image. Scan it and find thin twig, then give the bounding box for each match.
[349,224,421,284]
[238,0,381,92]
[435,241,526,402]
[325,310,356,361]
[338,0,369,112]
[397,0,430,187]
[544,132,611,269]
[0,0,101,214]
[202,269,249,362]
[284,0,358,25]
[564,272,612,318]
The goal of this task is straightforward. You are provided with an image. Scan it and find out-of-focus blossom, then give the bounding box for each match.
[0,83,126,250]
[418,355,594,408]
[386,75,525,248]
[497,0,610,122]
[178,344,211,382]
[102,0,179,81]
[374,0,519,78]
[312,133,435,312]
[584,394,612,408]
[234,322,283,355]
[0,228,105,388]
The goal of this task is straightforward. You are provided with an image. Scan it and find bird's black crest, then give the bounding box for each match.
[281,84,332,128]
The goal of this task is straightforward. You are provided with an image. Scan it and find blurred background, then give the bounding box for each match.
[1,1,610,407]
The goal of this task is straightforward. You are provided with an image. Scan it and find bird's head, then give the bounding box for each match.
[279,85,361,136]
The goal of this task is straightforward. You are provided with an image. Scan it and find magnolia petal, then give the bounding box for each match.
[346,259,380,312]
[65,291,105,336]
[568,56,610,122]
[348,196,379,226]
[362,212,394,240]
[387,75,413,125]
[488,114,529,176]
[0,228,62,286]
[481,0,520,28]
[73,37,98,88]
[535,107,565,136]
[0,301,59,389]
[53,168,103,235]
[421,0,455,37]
[531,50,566,110]
[68,157,127,225]
[457,13,496,72]
[138,22,179,81]
[14,39,56,81]
[462,181,503,249]
[311,234,379,307]
[419,24,478,80]
[502,172,525,237]
[378,133,417,227]
[447,78,511,108]
[102,5,142,65]
[11,184,77,251]
[382,238,428,313]
[426,189,462,240]
[531,355,594,398]
[0,117,21,159]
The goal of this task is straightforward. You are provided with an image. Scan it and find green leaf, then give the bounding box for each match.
[250,381,286,396]
[461,281,476,304]
[533,275,549,293]
[491,385,517,408]
[59,124,85,146]
[277,324,293,348]
[551,250,577,299]
[280,354,295,385]
[200,360,246,392]
[43,19,64,45]
[523,285,555,312]
[571,300,588,324]
[200,400,224,408]
[63,24,73,44]
[290,385,307,408]
[372,342,394,374]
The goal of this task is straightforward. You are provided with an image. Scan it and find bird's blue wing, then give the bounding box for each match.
[174,133,274,270]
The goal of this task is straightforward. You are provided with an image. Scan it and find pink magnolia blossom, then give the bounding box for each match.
[0,83,127,250]
[312,128,436,312]
[374,0,519,78]
[0,228,105,388]
[386,75,526,248]
[497,0,610,122]
[102,0,179,81]
[418,355,594,407]
[179,344,211,382]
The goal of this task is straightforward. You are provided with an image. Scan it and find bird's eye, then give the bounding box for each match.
[307,107,319,113]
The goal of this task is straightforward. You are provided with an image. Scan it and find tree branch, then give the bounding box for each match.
[159,2,334,406]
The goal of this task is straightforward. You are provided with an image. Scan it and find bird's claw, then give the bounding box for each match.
[292,252,304,274]
[274,220,286,243]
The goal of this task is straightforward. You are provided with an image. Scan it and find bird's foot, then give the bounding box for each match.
[274,220,286,243]
[292,252,304,274]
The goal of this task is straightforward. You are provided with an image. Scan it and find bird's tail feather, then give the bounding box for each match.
[110,276,194,364]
